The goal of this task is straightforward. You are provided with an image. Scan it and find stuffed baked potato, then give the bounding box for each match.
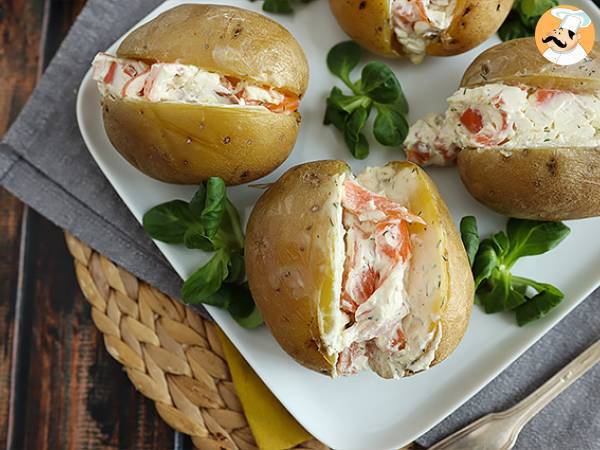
[245,160,474,378]
[405,38,600,220]
[92,4,309,185]
[457,38,600,220]
[329,0,512,63]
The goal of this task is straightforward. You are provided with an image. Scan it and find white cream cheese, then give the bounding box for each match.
[91,53,292,112]
[406,83,600,166]
[332,171,442,378]
[391,0,455,64]
[92,53,150,98]
[408,321,442,372]
[370,321,442,377]
[237,83,285,107]
[358,166,443,378]
[144,63,231,104]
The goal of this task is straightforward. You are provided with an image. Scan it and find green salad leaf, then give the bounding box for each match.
[505,219,571,264]
[182,249,231,303]
[143,200,194,244]
[324,41,410,159]
[518,0,557,27]
[472,239,500,288]
[262,0,294,13]
[199,177,227,238]
[344,107,370,159]
[498,12,533,41]
[143,177,263,328]
[460,216,569,325]
[498,0,558,41]
[227,283,264,328]
[183,223,221,251]
[513,280,564,325]
[459,216,480,266]
[373,105,409,146]
[327,41,362,87]
[253,0,315,14]
[360,62,402,104]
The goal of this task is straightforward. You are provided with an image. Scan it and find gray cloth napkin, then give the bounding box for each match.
[0,0,181,299]
[0,1,598,448]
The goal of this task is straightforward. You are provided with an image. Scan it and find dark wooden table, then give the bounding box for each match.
[0,2,186,449]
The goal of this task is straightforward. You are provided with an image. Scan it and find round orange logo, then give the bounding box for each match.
[535,5,595,66]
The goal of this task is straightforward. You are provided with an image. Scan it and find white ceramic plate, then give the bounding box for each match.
[77,1,600,448]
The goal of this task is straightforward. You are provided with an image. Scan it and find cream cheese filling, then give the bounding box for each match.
[391,0,455,64]
[91,53,290,112]
[329,170,442,378]
[406,83,600,166]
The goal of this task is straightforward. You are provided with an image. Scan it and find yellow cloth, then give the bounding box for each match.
[217,329,311,450]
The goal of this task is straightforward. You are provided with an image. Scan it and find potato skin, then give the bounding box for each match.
[329,0,399,58]
[245,161,474,376]
[461,37,600,92]
[117,4,308,95]
[102,97,300,185]
[427,0,512,57]
[457,38,600,220]
[458,147,600,220]
[329,0,511,59]
[246,161,350,374]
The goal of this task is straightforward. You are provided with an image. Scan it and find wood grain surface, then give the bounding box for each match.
[0,1,182,449]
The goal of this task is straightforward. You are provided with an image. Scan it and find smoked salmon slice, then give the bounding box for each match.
[340,179,422,314]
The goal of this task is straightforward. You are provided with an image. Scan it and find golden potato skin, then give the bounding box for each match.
[458,147,600,220]
[102,97,300,185]
[329,0,511,59]
[461,37,600,91]
[457,38,600,220]
[246,161,350,375]
[103,4,308,185]
[117,4,308,95]
[329,0,399,58]
[245,161,474,376]
[427,0,512,57]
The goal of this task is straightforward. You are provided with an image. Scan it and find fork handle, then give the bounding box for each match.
[501,338,600,431]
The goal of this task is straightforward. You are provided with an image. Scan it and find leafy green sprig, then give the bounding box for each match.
[460,216,570,326]
[143,178,263,328]
[250,0,314,14]
[324,41,409,159]
[498,0,558,41]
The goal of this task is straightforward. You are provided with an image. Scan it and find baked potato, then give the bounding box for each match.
[329,0,512,63]
[245,160,474,378]
[405,38,600,220]
[92,4,309,185]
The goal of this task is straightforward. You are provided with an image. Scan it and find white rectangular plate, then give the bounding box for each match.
[77,1,600,448]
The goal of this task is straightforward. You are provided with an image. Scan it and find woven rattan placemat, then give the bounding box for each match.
[64,232,331,450]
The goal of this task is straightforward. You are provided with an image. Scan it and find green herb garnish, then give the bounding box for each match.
[460,216,570,325]
[251,0,314,14]
[498,0,558,41]
[324,41,409,159]
[143,177,263,328]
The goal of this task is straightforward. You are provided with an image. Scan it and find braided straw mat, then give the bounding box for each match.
[64,232,330,450]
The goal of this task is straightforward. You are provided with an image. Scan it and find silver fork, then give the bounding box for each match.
[429,338,600,450]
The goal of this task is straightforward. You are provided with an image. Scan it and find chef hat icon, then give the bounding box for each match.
[551,7,592,33]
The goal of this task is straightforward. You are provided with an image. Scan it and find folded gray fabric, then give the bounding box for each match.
[0,1,598,448]
[0,0,183,300]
